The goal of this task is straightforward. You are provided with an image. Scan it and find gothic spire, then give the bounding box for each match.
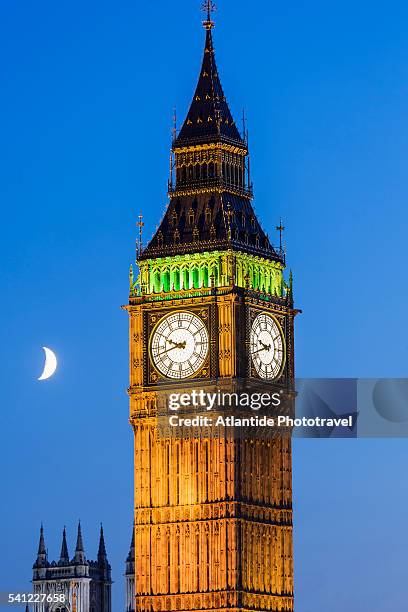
[139,2,283,264]
[174,18,244,148]
[33,524,47,568]
[59,527,69,564]
[97,524,109,566]
[73,521,87,564]
[126,522,135,575]
[38,524,46,554]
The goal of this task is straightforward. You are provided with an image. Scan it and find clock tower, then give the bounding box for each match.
[126,5,297,612]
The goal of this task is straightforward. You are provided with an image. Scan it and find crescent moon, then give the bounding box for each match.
[38,346,58,381]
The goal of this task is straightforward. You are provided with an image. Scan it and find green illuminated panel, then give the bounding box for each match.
[130,250,288,298]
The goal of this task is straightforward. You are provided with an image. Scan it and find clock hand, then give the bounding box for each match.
[158,340,187,355]
[168,339,187,349]
[252,342,271,354]
[168,339,186,348]
[157,345,178,356]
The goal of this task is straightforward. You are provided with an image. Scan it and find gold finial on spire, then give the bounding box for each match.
[136,214,144,258]
[276,218,285,252]
[202,0,216,30]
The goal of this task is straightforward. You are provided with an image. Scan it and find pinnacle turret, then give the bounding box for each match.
[97,524,109,567]
[73,521,87,565]
[126,522,135,575]
[59,527,69,564]
[33,524,47,568]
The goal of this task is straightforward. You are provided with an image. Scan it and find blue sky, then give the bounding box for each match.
[1,0,408,609]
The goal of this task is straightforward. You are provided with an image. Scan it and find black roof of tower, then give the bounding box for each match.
[174,28,245,148]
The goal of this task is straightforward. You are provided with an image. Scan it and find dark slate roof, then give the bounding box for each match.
[140,192,281,261]
[140,24,283,264]
[174,29,245,148]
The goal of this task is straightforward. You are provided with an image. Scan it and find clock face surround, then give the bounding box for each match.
[150,311,209,379]
[250,312,285,380]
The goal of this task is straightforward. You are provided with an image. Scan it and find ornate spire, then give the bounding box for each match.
[126,522,135,574]
[59,527,69,564]
[38,524,46,554]
[174,19,244,147]
[139,2,283,265]
[33,524,47,568]
[73,521,87,564]
[202,0,216,30]
[97,524,109,566]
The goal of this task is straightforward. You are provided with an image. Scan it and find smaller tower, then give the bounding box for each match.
[125,524,135,612]
[89,525,112,612]
[73,521,87,567]
[32,523,111,612]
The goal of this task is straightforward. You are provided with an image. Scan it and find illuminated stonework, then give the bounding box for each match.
[126,11,296,612]
[132,251,286,298]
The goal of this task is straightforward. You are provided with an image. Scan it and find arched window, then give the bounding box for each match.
[192,268,200,289]
[265,272,271,293]
[202,266,209,288]
[253,268,259,290]
[237,262,243,286]
[153,271,161,293]
[182,167,187,183]
[183,268,190,290]
[202,164,207,179]
[172,269,180,291]
[195,164,200,180]
[208,162,214,178]
[162,270,170,292]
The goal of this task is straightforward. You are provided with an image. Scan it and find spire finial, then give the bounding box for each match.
[172,107,177,142]
[276,218,285,252]
[242,108,247,144]
[202,0,216,30]
[136,214,144,258]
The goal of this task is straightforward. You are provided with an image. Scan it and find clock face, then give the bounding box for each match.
[250,312,285,380]
[150,311,209,379]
